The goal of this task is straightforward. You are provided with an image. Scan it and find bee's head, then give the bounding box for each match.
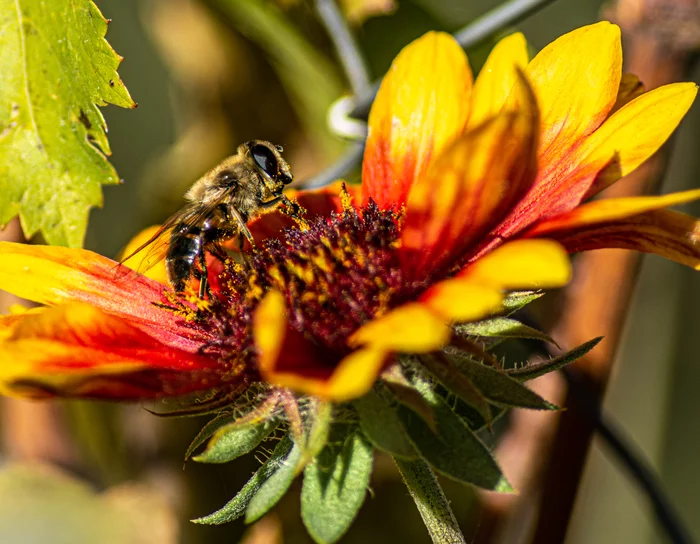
[243,140,293,191]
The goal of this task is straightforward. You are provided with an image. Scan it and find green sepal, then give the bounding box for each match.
[301,430,373,544]
[501,291,544,314]
[421,355,493,427]
[454,317,556,346]
[354,389,417,459]
[190,392,282,463]
[299,399,332,467]
[507,337,603,382]
[450,355,558,410]
[185,412,235,461]
[397,380,512,492]
[245,436,302,523]
[191,435,294,525]
[193,420,277,464]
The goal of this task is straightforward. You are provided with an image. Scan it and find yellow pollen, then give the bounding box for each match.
[340,183,354,211]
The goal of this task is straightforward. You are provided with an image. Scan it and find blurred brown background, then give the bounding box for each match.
[1,0,699,542]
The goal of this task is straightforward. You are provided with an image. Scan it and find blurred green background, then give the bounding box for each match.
[1,0,699,542]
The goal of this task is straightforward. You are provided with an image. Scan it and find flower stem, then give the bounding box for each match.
[394,458,466,544]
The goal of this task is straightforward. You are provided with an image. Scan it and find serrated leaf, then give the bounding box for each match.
[507,337,603,382]
[396,400,512,492]
[192,435,293,525]
[245,437,302,523]
[451,355,558,410]
[354,389,417,459]
[0,0,135,247]
[455,317,555,345]
[301,431,373,544]
[193,421,277,464]
[397,378,512,491]
[501,291,543,313]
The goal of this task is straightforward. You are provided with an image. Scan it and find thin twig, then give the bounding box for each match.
[563,367,693,544]
[349,0,558,120]
[314,0,371,97]
[394,457,467,544]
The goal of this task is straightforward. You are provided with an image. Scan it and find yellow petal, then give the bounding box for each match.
[402,74,538,279]
[348,303,451,353]
[468,32,529,130]
[0,303,219,399]
[527,22,622,166]
[0,242,200,350]
[323,348,388,402]
[362,31,473,208]
[119,225,169,285]
[419,280,504,323]
[464,240,572,290]
[576,82,698,197]
[550,209,700,270]
[253,290,287,375]
[528,189,700,237]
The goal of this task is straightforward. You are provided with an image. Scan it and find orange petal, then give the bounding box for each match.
[253,291,388,401]
[544,209,700,269]
[527,22,622,170]
[401,75,538,279]
[467,32,529,130]
[463,239,572,291]
[348,303,451,353]
[362,31,473,209]
[0,304,223,399]
[527,189,700,237]
[0,242,208,351]
[577,82,698,198]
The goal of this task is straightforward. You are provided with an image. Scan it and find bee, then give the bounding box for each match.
[119,140,295,297]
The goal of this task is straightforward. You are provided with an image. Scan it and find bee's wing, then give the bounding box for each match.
[115,199,231,281]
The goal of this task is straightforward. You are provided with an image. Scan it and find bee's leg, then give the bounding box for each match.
[198,250,209,299]
[258,194,286,210]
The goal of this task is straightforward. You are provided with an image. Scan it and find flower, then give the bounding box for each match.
[0,22,698,405]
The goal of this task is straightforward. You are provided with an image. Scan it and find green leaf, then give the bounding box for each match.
[193,421,277,464]
[0,0,135,247]
[507,337,603,382]
[455,317,555,345]
[301,431,373,544]
[354,389,417,459]
[451,355,558,410]
[397,380,512,492]
[245,437,302,523]
[192,435,294,525]
[501,291,544,314]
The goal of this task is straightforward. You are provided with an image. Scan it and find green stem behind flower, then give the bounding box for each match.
[393,457,466,544]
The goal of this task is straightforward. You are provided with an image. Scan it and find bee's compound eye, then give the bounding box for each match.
[251,144,279,177]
